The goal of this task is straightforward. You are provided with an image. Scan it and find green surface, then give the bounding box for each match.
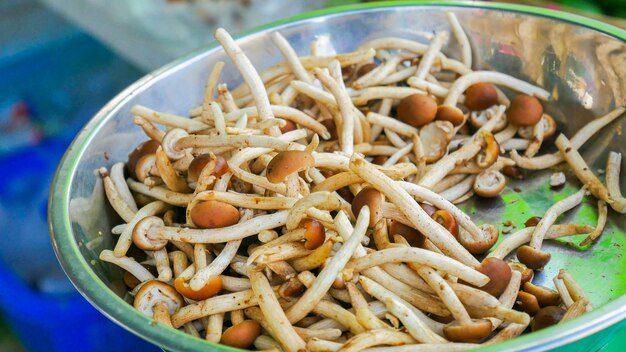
[0,314,24,352]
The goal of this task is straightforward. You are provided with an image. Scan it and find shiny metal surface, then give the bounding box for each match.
[49,2,626,351]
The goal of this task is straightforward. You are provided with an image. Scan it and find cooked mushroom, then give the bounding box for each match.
[128,140,160,179]
[132,216,168,251]
[523,282,561,307]
[469,106,507,132]
[435,105,465,126]
[397,94,438,128]
[134,280,184,327]
[389,220,425,248]
[444,319,493,343]
[476,130,500,168]
[517,114,557,139]
[506,94,543,126]
[161,128,191,161]
[352,187,384,227]
[509,262,534,286]
[419,121,454,163]
[516,245,551,270]
[474,257,512,297]
[473,170,506,198]
[220,320,261,349]
[135,153,160,183]
[431,210,459,240]
[464,83,498,110]
[174,276,222,301]
[515,291,540,315]
[301,218,326,250]
[531,306,566,331]
[188,154,228,182]
[266,150,314,183]
[190,200,240,229]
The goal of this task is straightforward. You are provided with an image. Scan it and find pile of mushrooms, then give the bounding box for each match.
[96,14,623,352]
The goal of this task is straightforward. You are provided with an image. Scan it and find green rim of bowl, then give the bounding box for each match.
[49,1,626,351]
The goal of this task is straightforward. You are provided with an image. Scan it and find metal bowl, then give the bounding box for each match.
[49,1,626,351]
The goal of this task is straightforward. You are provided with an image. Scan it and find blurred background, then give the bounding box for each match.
[0,0,623,351]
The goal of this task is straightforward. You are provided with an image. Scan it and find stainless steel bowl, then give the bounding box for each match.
[49,2,626,351]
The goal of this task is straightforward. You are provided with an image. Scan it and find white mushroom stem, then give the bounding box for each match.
[155,147,190,193]
[99,250,155,282]
[214,28,279,136]
[271,32,310,84]
[100,168,136,222]
[133,116,165,142]
[417,266,472,325]
[171,289,259,328]
[558,269,593,310]
[490,270,522,330]
[440,175,476,202]
[285,208,368,323]
[443,71,550,107]
[528,187,586,249]
[314,62,355,155]
[149,211,289,243]
[351,87,426,106]
[605,151,626,213]
[286,191,342,230]
[553,276,575,308]
[223,106,330,139]
[177,134,292,150]
[353,55,409,89]
[217,84,239,113]
[113,201,170,257]
[446,12,472,68]
[131,105,209,132]
[249,270,306,352]
[347,247,488,287]
[524,116,545,157]
[349,155,478,266]
[127,179,192,207]
[413,31,448,80]
[366,112,419,136]
[359,276,446,343]
[202,61,225,105]
[483,322,528,345]
[487,224,593,259]
[382,142,414,167]
[110,162,138,213]
[152,248,172,281]
[580,200,608,246]
[312,300,366,335]
[336,329,416,352]
[407,77,450,97]
[510,106,625,170]
[209,102,226,135]
[418,136,481,189]
[291,80,337,106]
[190,239,241,291]
[205,313,224,343]
[345,282,389,330]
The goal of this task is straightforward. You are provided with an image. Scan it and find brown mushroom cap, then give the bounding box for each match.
[523,282,561,307]
[473,170,506,198]
[432,210,459,240]
[188,155,229,182]
[509,262,534,286]
[443,319,493,343]
[420,202,437,217]
[516,245,551,270]
[420,121,454,163]
[464,83,498,111]
[352,187,384,227]
[301,218,326,250]
[397,94,438,128]
[279,120,298,134]
[128,140,160,179]
[190,200,240,229]
[174,276,222,301]
[220,320,261,348]
[321,119,338,140]
[134,280,183,316]
[475,257,512,297]
[266,150,315,183]
[435,105,465,126]
[506,94,543,126]
[516,291,541,315]
[134,153,159,182]
[531,306,566,332]
[389,220,425,248]
[524,216,542,227]
[356,63,378,77]
[132,216,168,251]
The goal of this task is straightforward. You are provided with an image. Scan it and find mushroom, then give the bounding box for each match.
[396,94,438,128]
[515,291,540,315]
[320,119,338,140]
[469,107,507,132]
[506,94,543,126]
[357,63,378,78]
[517,113,557,139]
[280,120,298,134]
[516,245,551,270]
[531,306,566,331]
[174,276,222,301]
[161,128,191,161]
[187,154,228,182]
[266,150,314,183]
[352,187,384,227]
[443,319,493,343]
[476,130,500,169]
[301,218,326,250]
[419,121,454,163]
[220,320,262,349]
[132,216,168,250]
[134,153,160,183]
[523,282,561,307]
[389,220,425,248]
[549,172,566,188]
[134,280,184,327]
[431,210,459,240]
[474,257,512,297]
[464,83,498,111]
[458,223,499,254]
[473,170,506,198]
[190,200,240,229]
[435,105,465,126]
[127,140,160,179]
[509,262,534,286]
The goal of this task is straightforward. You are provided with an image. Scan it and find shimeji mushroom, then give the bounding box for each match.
[469,105,508,133]
[127,140,160,180]
[473,170,506,198]
[522,282,561,307]
[190,200,240,229]
[134,280,184,327]
[220,320,261,349]
[419,121,455,163]
[506,94,544,126]
[266,150,315,196]
[463,83,498,111]
[516,187,586,270]
[396,94,438,128]
[531,306,566,331]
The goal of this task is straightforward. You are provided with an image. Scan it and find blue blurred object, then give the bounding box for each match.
[0,1,158,351]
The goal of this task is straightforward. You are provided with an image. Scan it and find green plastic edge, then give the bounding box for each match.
[48,1,626,352]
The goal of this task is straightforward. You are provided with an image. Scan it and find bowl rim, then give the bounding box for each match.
[49,1,626,351]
